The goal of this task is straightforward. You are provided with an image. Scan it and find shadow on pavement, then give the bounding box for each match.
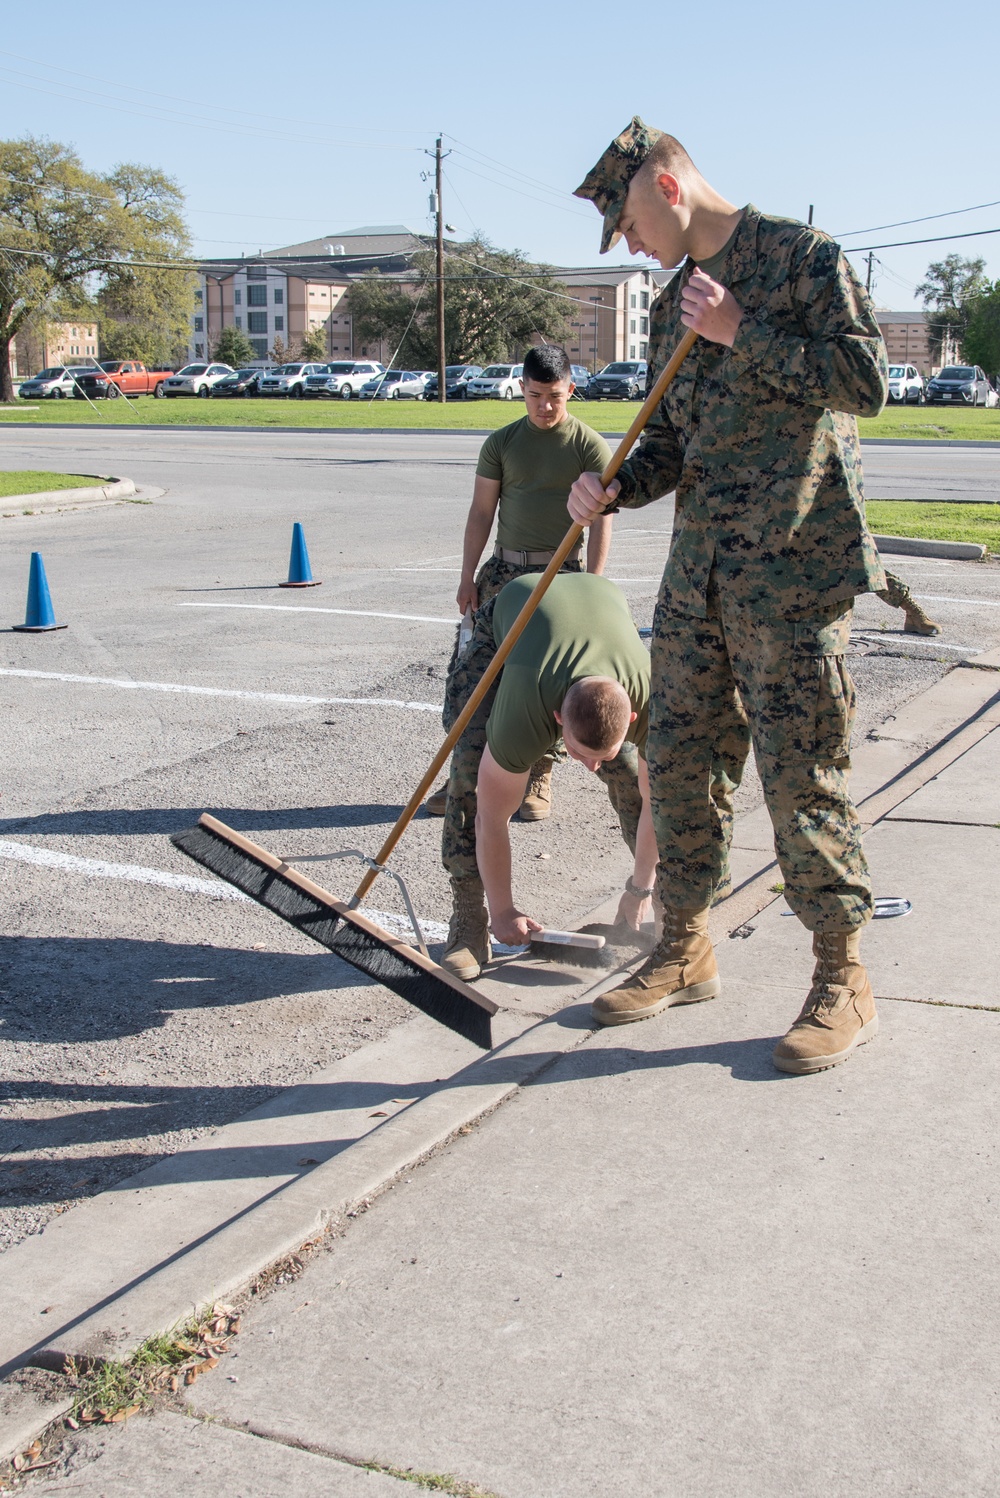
[0,803,405,838]
[0,934,375,1044]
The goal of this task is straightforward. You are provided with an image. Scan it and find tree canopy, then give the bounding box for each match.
[213,324,256,368]
[915,253,989,365]
[963,281,1000,376]
[347,235,571,369]
[0,137,194,398]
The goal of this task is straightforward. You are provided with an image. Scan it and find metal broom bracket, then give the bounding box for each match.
[316,849,432,958]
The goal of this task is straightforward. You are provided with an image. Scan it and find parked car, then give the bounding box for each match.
[257,363,328,398]
[161,362,235,398]
[925,365,992,406]
[303,361,385,399]
[570,364,591,398]
[17,366,98,400]
[422,365,484,400]
[359,370,428,400]
[211,368,267,397]
[588,360,647,400]
[72,360,174,399]
[886,364,924,405]
[464,364,524,400]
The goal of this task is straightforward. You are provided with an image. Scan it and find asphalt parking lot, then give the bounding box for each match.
[1,427,998,1250]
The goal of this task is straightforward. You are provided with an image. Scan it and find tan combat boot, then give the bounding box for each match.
[903,604,940,637]
[424,781,449,816]
[442,879,492,982]
[772,929,878,1075]
[591,906,720,1026]
[519,759,553,822]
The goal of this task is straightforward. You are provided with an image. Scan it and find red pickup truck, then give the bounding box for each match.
[72,361,173,399]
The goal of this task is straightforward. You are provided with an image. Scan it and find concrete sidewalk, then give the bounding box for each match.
[11,659,1000,1496]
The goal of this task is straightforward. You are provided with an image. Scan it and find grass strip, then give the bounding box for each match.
[1,398,999,440]
[0,470,104,497]
[866,501,1000,550]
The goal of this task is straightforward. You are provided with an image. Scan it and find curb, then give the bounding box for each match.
[874,532,986,561]
[0,477,137,513]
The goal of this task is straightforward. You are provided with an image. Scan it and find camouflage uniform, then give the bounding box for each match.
[877,569,917,614]
[576,144,888,930]
[441,594,643,886]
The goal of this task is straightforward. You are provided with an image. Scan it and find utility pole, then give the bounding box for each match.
[435,136,446,403]
[866,252,875,295]
[808,204,814,226]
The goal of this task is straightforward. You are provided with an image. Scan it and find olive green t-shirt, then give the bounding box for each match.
[486,573,650,774]
[477,415,612,552]
[691,211,745,281]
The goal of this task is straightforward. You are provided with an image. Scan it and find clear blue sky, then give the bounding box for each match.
[2,1,998,311]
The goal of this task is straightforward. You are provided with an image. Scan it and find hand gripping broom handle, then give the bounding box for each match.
[350,327,699,906]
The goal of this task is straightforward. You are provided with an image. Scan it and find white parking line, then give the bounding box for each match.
[179,601,455,624]
[0,668,441,712]
[915,595,1000,607]
[0,839,449,943]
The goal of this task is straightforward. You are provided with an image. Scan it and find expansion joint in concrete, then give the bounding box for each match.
[183,1405,507,1495]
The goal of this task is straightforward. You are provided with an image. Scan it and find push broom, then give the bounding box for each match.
[172,329,699,1049]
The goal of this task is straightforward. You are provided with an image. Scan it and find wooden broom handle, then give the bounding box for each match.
[351,327,699,905]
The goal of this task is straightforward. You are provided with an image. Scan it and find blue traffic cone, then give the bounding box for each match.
[12,552,67,632]
[279,522,321,588]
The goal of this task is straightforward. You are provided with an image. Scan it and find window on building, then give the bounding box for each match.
[630,294,636,308]
[640,341,648,358]
[195,343,204,357]
[193,317,203,332]
[234,289,242,305]
[247,285,268,307]
[250,338,268,359]
[273,316,284,331]
[273,288,283,304]
[629,345,636,358]
[640,291,649,309]
[248,311,268,334]
[195,289,204,304]
[630,319,636,334]
[640,317,649,335]
[235,316,242,328]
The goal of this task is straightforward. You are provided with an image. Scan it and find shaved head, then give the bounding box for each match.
[561,677,633,754]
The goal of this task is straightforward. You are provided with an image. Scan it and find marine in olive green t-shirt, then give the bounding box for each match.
[486,572,650,775]
[477,414,613,553]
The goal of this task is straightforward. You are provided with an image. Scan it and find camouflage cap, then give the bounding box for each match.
[574,116,664,253]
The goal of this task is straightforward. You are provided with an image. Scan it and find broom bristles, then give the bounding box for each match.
[171,819,495,1049]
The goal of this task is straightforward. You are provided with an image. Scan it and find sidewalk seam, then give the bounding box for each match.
[183,1405,507,1496]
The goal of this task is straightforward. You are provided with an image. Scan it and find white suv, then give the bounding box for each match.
[887,364,924,405]
[465,363,524,400]
[257,363,328,398]
[304,361,385,399]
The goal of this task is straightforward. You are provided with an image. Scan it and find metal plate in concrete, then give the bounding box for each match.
[725,818,1000,1007]
[886,725,1000,826]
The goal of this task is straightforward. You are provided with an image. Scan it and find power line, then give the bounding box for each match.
[0,49,427,143]
[843,226,1000,252]
[0,63,422,154]
[836,198,1000,238]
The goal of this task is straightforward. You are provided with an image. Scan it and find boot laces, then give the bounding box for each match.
[811,934,842,1010]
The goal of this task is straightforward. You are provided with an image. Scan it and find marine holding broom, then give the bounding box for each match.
[567,119,889,1075]
[424,344,613,823]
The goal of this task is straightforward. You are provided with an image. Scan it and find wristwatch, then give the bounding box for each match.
[625,876,654,899]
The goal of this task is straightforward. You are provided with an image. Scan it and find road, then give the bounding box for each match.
[1,427,998,1250]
